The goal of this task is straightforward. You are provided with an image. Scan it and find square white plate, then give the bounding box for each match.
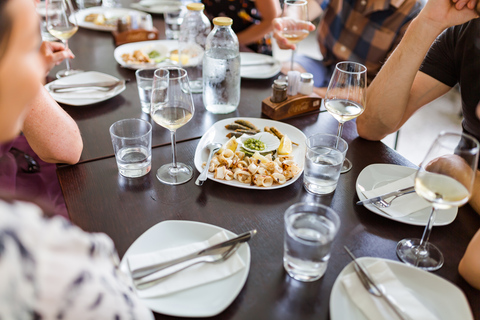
[240,52,281,79]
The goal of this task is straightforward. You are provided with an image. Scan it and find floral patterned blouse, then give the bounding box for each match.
[0,200,154,319]
[202,0,273,55]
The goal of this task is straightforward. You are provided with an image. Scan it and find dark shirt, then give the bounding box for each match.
[420,18,480,144]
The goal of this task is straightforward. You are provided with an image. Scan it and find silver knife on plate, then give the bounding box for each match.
[356,186,415,206]
[129,229,257,280]
[49,80,125,92]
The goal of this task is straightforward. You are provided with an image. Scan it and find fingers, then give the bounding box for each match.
[46,41,67,52]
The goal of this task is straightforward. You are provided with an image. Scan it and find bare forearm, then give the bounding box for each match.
[468,170,480,214]
[22,86,83,164]
[237,22,275,46]
[459,228,480,289]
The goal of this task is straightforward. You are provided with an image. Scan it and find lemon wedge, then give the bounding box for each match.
[218,137,238,154]
[278,135,293,155]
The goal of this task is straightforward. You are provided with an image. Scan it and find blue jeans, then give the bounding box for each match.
[294,55,335,88]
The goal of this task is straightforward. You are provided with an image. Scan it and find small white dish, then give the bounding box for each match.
[356,164,457,226]
[119,220,250,317]
[239,132,280,154]
[240,52,281,79]
[131,0,182,14]
[194,117,306,190]
[45,71,125,106]
[75,7,148,31]
[330,257,473,320]
[114,40,178,70]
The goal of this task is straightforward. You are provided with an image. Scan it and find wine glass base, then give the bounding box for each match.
[56,69,84,79]
[396,238,444,271]
[156,163,193,185]
[340,158,352,173]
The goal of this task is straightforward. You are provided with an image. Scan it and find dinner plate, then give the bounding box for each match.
[75,7,148,31]
[194,117,306,190]
[114,40,178,69]
[330,257,473,320]
[45,71,126,106]
[130,0,182,14]
[356,164,457,226]
[240,52,281,79]
[119,220,251,317]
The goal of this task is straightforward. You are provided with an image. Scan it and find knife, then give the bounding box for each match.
[49,80,125,92]
[129,229,257,280]
[356,186,416,206]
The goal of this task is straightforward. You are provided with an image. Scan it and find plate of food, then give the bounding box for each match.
[194,117,306,190]
[114,40,178,69]
[356,164,457,226]
[75,7,148,31]
[240,52,281,79]
[130,0,183,14]
[330,257,473,320]
[119,220,251,317]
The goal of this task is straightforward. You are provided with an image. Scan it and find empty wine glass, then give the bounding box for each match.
[46,0,83,78]
[396,131,479,271]
[324,61,366,173]
[150,68,195,185]
[280,0,309,71]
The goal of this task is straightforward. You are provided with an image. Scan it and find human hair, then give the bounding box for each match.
[0,0,13,61]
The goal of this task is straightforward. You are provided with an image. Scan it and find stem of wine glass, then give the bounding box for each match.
[170,130,178,169]
[335,122,345,147]
[290,47,296,71]
[63,39,71,71]
[417,207,437,255]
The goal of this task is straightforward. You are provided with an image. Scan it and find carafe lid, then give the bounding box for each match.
[213,17,233,26]
[186,3,204,10]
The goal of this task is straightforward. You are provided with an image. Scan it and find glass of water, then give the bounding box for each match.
[304,133,348,195]
[284,202,340,282]
[164,9,184,40]
[135,69,155,114]
[109,118,152,178]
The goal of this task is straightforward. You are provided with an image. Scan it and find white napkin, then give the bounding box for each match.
[341,260,439,320]
[127,231,246,298]
[362,173,430,217]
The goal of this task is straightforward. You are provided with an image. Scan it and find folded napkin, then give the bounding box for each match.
[362,173,430,217]
[127,231,246,298]
[341,260,439,320]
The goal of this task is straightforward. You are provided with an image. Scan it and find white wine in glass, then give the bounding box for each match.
[280,0,309,71]
[324,61,366,173]
[151,68,195,185]
[396,131,479,271]
[46,0,83,78]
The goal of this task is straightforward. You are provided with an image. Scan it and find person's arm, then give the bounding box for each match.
[22,85,83,164]
[236,0,281,46]
[356,0,478,141]
[459,228,480,289]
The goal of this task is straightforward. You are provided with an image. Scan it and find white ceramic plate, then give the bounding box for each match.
[75,7,148,31]
[45,71,125,106]
[194,117,306,190]
[130,0,182,14]
[114,40,178,69]
[356,164,457,226]
[119,220,251,317]
[240,52,281,79]
[330,257,473,320]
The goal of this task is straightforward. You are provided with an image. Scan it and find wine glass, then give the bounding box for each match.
[323,61,366,173]
[151,68,195,185]
[396,131,479,271]
[46,0,83,78]
[280,0,309,71]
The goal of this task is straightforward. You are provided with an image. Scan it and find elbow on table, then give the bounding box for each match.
[356,117,388,141]
[39,140,83,165]
[458,257,480,290]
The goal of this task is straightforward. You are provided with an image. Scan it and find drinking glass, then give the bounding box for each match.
[324,61,366,173]
[280,0,309,71]
[151,68,195,185]
[46,0,83,78]
[396,131,479,271]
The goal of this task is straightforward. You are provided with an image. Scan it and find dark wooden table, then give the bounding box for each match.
[57,111,480,320]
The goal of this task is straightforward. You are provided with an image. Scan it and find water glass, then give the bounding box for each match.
[135,69,155,114]
[284,202,340,282]
[303,133,348,194]
[164,9,184,40]
[76,0,101,9]
[109,118,152,178]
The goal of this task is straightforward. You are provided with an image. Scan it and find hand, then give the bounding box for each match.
[419,0,479,32]
[40,41,74,75]
[272,17,315,50]
[452,0,479,10]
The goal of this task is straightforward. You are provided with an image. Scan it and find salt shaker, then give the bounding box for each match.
[271,79,288,103]
[298,72,314,95]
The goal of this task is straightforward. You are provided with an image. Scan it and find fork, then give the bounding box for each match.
[344,247,413,320]
[374,191,414,208]
[133,243,240,290]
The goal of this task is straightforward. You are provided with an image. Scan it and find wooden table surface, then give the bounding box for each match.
[57,111,480,320]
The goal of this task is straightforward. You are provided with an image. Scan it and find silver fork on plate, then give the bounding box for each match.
[344,246,413,320]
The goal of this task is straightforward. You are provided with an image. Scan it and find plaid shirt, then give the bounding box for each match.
[317,0,424,83]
